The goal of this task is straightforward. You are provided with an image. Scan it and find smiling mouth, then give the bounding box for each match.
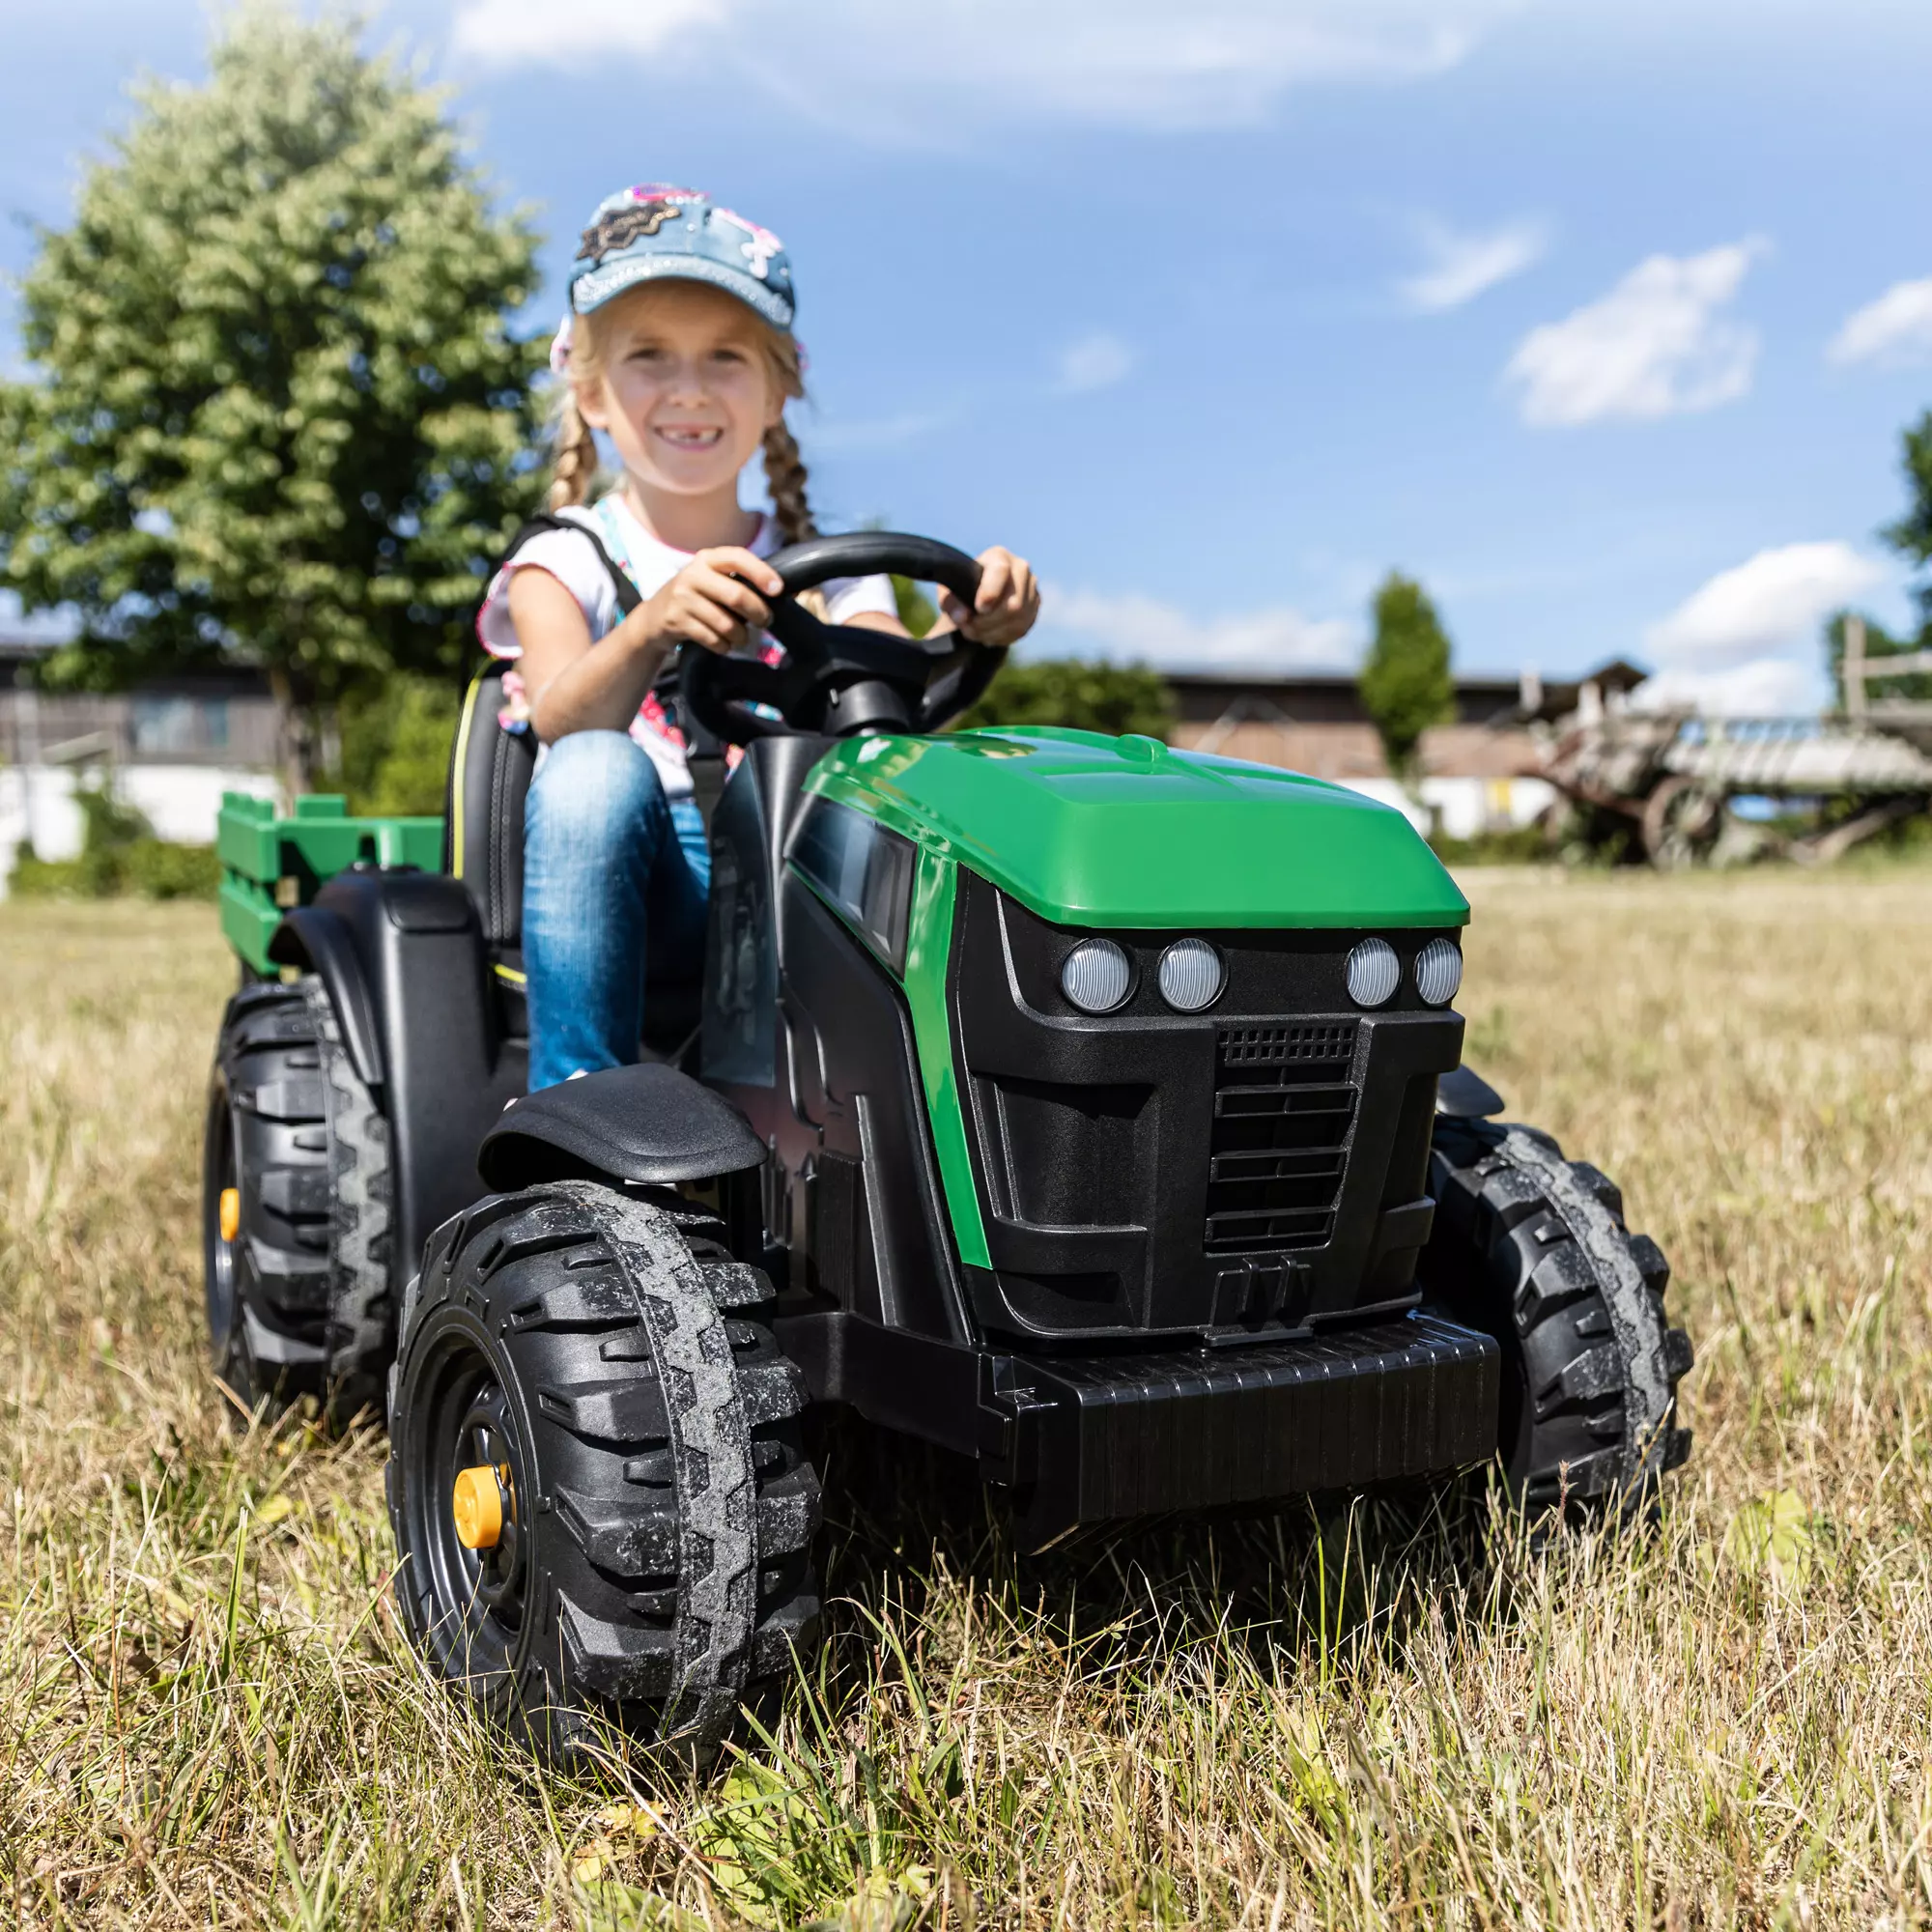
[653,425,724,450]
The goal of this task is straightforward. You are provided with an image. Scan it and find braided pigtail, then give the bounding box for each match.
[548,386,600,510]
[761,418,818,545]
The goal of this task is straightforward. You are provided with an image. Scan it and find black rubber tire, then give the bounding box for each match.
[1421,1117,1694,1521]
[384,1180,821,1760]
[202,978,393,1425]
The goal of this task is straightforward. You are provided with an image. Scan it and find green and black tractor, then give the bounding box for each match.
[202,533,1693,1755]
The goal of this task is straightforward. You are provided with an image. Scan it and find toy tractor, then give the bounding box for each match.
[201,533,1693,1755]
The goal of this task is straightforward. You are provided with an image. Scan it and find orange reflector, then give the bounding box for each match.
[219,1187,241,1243]
[452,1465,505,1549]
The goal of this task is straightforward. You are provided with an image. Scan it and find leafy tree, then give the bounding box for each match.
[327,672,456,816]
[891,574,939,639]
[1823,610,1932,708]
[1358,572,1454,780]
[954,659,1175,739]
[1886,412,1932,602]
[0,5,545,793]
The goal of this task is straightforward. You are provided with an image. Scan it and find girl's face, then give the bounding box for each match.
[577,282,781,500]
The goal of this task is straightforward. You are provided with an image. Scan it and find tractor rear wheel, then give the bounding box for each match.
[385,1181,821,1759]
[202,979,393,1425]
[1421,1117,1694,1524]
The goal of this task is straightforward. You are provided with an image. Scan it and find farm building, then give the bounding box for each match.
[1164,663,1648,838]
[0,635,278,884]
[0,615,1652,887]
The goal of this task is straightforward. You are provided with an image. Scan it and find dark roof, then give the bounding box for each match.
[1163,660,1651,728]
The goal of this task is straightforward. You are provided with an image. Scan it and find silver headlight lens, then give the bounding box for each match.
[1062,938,1132,1013]
[1156,938,1224,1012]
[1414,936,1463,1007]
[1345,937,1401,1008]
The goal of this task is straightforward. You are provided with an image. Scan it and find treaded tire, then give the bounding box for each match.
[202,977,393,1426]
[1422,1117,1694,1520]
[384,1180,821,1760]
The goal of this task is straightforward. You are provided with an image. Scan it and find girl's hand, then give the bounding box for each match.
[942,546,1040,648]
[643,547,784,656]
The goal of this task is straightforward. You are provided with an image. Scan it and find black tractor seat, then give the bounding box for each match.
[442,669,703,1058]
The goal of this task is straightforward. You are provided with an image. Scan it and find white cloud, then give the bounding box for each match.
[1033,587,1355,671]
[1628,659,1821,718]
[1503,241,1765,426]
[1643,541,1883,665]
[451,0,725,61]
[449,0,1524,129]
[1400,217,1547,313]
[1827,276,1932,368]
[1056,332,1136,393]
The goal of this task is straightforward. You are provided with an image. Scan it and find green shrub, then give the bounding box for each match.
[954,659,1175,740]
[7,770,221,900]
[10,837,221,900]
[328,672,457,817]
[118,838,224,899]
[1429,823,1550,867]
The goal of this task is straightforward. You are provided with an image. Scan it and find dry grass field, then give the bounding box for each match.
[4,870,1932,1929]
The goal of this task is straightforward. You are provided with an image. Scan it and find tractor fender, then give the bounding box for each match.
[477,1063,767,1192]
[268,906,385,1092]
[1435,1064,1505,1119]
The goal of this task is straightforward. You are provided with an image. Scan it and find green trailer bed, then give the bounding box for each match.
[217,792,443,974]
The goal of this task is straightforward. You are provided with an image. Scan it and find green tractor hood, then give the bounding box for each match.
[807,727,1468,929]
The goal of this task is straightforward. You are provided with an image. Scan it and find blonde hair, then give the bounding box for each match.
[549,291,816,544]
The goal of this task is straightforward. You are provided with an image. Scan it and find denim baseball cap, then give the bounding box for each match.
[567,184,795,333]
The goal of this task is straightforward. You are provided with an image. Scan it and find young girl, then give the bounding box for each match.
[477,185,1040,1092]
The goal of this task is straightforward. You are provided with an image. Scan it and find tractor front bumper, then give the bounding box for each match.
[779,1305,1499,1550]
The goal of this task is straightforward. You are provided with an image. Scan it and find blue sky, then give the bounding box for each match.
[7,0,1932,707]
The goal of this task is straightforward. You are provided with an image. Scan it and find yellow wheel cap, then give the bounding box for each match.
[219,1186,241,1242]
[452,1465,506,1549]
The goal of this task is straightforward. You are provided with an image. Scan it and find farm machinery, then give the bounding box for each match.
[202,533,1694,1755]
[1540,637,1932,867]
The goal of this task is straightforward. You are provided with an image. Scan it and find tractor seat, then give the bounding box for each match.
[442,669,702,1055]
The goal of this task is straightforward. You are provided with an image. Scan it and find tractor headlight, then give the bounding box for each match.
[1345,937,1400,1009]
[1062,938,1133,1013]
[1157,938,1224,1012]
[1414,936,1463,1007]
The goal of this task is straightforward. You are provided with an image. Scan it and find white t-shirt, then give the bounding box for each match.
[475,494,898,799]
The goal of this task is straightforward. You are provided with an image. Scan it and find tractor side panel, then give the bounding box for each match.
[702,742,971,1346]
[778,878,972,1344]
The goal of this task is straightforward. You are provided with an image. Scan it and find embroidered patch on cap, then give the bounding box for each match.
[577,200,683,264]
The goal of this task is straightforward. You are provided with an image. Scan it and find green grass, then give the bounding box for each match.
[3,878,1931,1927]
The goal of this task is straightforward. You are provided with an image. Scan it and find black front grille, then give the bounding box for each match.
[1205,1022,1359,1253]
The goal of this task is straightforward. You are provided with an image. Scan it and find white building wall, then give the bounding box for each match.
[1332,775,1557,838]
[0,763,278,896]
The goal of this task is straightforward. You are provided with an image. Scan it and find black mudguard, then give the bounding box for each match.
[268,870,524,1283]
[478,1063,766,1191]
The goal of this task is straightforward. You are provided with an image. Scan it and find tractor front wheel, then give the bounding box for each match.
[1421,1117,1694,1524]
[385,1181,821,1759]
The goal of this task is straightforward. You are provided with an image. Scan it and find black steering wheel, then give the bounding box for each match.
[677,532,1006,746]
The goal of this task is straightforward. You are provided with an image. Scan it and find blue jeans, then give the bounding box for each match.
[522,729,711,1093]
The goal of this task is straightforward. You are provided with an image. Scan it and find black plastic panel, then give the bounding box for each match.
[701,754,781,1087]
[772,1303,1499,1550]
[297,871,525,1285]
[702,738,971,1346]
[950,873,1465,1345]
[477,1062,766,1190]
[1008,1308,1498,1546]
